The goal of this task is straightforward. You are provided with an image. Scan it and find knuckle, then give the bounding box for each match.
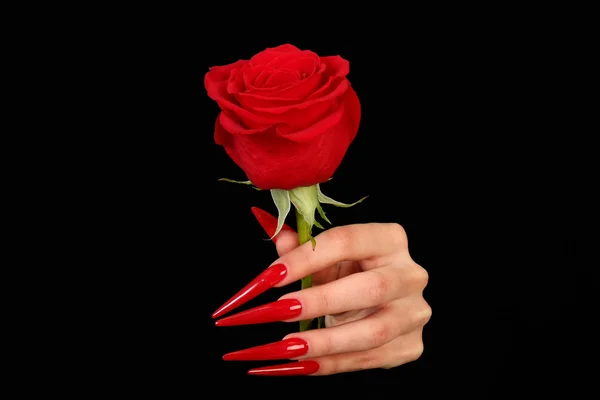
[406,342,425,362]
[326,225,355,250]
[410,263,429,289]
[298,246,316,272]
[408,299,432,327]
[369,322,391,348]
[357,353,381,370]
[322,331,336,355]
[316,286,331,312]
[367,271,388,304]
[387,223,407,247]
[419,301,433,325]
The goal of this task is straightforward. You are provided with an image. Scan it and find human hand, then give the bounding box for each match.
[211,207,431,376]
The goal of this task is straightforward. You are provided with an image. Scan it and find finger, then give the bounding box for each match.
[312,260,358,286]
[211,208,297,319]
[285,296,431,357]
[243,329,425,376]
[251,206,295,243]
[272,223,409,287]
[274,230,300,256]
[212,222,410,319]
[214,264,426,327]
[277,263,428,322]
[251,207,299,256]
[324,306,380,327]
[310,327,426,375]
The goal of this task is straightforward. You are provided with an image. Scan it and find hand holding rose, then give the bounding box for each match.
[206,44,428,376]
[212,208,432,376]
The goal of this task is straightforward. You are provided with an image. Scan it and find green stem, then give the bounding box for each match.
[296,209,313,331]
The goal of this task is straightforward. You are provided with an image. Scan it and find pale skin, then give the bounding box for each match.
[270,223,431,375]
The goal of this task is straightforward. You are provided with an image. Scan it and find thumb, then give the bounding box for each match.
[251,207,300,256]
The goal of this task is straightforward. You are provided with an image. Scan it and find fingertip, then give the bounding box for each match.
[275,230,300,256]
[251,206,295,242]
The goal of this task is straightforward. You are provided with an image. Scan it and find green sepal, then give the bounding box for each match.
[314,219,324,230]
[316,184,368,208]
[270,189,291,239]
[218,178,261,191]
[316,203,331,225]
[289,186,319,228]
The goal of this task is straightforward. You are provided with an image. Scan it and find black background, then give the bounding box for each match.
[87,17,591,396]
[185,30,585,393]
[20,6,593,397]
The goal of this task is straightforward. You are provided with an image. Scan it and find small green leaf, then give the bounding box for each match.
[317,184,368,208]
[314,219,324,230]
[218,178,261,190]
[218,178,252,185]
[316,203,332,225]
[310,236,316,250]
[270,189,291,239]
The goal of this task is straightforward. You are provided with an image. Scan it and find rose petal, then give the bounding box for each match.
[239,65,267,89]
[267,44,301,53]
[263,69,300,87]
[226,66,248,94]
[219,110,267,135]
[213,86,361,190]
[213,114,231,147]
[236,92,303,109]
[216,99,275,130]
[276,85,360,143]
[246,63,326,99]
[275,99,343,141]
[267,62,327,99]
[241,65,297,93]
[205,60,277,129]
[279,56,318,77]
[252,78,348,114]
[250,44,301,66]
[267,51,319,71]
[320,56,350,79]
[252,69,271,87]
[205,59,248,101]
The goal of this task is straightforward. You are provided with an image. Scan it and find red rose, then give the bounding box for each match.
[205,44,361,190]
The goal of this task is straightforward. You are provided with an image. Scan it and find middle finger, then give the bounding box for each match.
[214,266,413,327]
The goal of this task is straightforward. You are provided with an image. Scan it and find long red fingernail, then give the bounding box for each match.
[247,360,319,376]
[215,299,302,326]
[212,263,288,319]
[223,338,308,361]
[251,207,294,242]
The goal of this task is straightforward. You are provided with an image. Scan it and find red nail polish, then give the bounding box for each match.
[251,207,294,242]
[223,338,308,361]
[212,263,288,319]
[248,360,319,376]
[215,299,302,326]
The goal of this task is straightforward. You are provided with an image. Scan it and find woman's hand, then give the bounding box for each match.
[212,207,431,376]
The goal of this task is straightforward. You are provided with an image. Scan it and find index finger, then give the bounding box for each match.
[211,223,407,319]
[272,223,408,288]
